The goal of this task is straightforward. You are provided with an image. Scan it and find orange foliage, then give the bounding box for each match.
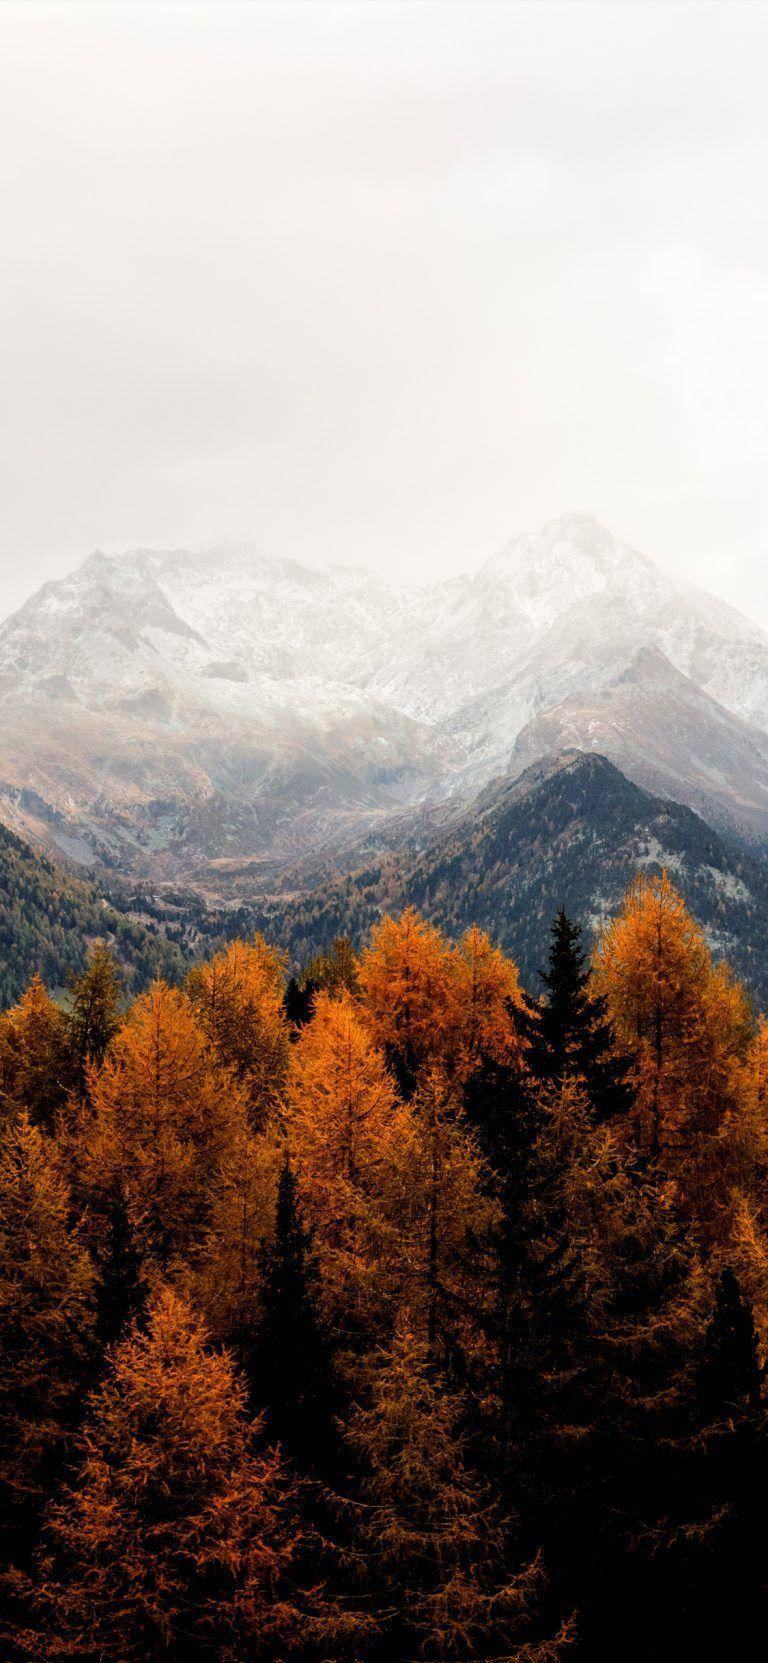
[451,924,523,1075]
[187,935,289,1123]
[285,989,415,1343]
[594,871,753,1223]
[359,910,521,1089]
[13,1288,299,1661]
[346,1315,571,1663]
[0,1113,94,1518]
[79,982,250,1280]
[0,974,71,1131]
[406,1066,494,1357]
[193,1123,283,1349]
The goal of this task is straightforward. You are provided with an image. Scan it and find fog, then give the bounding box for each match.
[2,0,768,623]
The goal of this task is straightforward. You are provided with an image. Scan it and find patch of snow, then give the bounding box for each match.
[701,865,751,903]
[634,837,686,875]
[5,513,768,864]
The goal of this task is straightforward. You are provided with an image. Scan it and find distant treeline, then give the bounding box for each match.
[0,820,187,1006]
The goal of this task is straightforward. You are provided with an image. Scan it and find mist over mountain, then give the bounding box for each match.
[3,513,768,879]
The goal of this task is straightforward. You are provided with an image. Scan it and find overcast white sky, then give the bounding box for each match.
[2,0,768,622]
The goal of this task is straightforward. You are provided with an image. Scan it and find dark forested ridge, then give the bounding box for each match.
[243,750,768,1003]
[1,880,768,1662]
[8,750,768,1016]
[0,818,188,1005]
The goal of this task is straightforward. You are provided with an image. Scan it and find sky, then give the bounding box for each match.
[2,0,768,623]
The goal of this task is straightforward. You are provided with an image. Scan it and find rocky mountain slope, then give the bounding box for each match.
[247,751,768,1005]
[3,514,768,877]
[6,747,768,1011]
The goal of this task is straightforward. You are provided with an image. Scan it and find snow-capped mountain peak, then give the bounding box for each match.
[2,515,768,875]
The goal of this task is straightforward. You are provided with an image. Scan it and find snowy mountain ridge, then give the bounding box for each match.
[3,512,768,877]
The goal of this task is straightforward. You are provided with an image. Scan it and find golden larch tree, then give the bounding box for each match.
[9,1288,300,1662]
[451,925,524,1080]
[593,871,752,1224]
[0,973,71,1131]
[0,1113,94,1539]
[187,935,290,1124]
[78,981,250,1281]
[285,989,416,1346]
[406,1065,495,1361]
[193,1121,283,1353]
[345,1315,573,1663]
[357,908,462,1091]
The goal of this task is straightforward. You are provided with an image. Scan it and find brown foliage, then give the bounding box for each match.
[285,988,416,1345]
[187,935,289,1123]
[0,974,71,1131]
[346,1316,572,1663]
[9,1288,299,1661]
[0,1113,94,1521]
[594,872,752,1225]
[77,981,250,1280]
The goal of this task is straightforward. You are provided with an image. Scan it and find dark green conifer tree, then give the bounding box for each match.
[462,1057,594,1468]
[283,975,317,1032]
[516,909,634,1122]
[257,1156,336,1469]
[697,1266,763,1414]
[652,1268,768,1663]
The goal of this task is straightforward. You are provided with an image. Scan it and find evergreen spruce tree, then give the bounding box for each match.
[462,1058,594,1471]
[283,975,317,1031]
[257,1156,336,1469]
[655,1268,768,1663]
[698,1266,763,1414]
[517,908,634,1121]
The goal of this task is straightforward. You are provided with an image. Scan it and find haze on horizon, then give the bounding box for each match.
[2,0,768,628]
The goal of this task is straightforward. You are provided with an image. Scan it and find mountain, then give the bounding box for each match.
[0,547,446,875]
[3,514,768,878]
[245,752,768,1006]
[0,819,189,1007]
[7,745,768,1010]
[508,644,768,835]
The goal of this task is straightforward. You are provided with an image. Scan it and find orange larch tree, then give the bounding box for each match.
[0,974,71,1132]
[187,935,290,1125]
[357,908,463,1094]
[723,1015,768,1352]
[285,988,416,1349]
[77,981,250,1282]
[8,1288,301,1662]
[0,1113,94,1550]
[345,1315,573,1663]
[193,1121,283,1356]
[450,924,524,1080]
[593,872,752,1220]
[406,1065,494,1361]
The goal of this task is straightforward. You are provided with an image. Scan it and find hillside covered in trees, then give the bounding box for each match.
[0,819,188,1005]
[239,751,768,1005]
[0,872,767,1661]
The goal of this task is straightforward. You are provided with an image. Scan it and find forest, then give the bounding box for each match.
[0,870,766,1661]
[0,819,188,1007]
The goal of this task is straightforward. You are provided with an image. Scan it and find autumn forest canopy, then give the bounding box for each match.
[1,873,768,1661]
